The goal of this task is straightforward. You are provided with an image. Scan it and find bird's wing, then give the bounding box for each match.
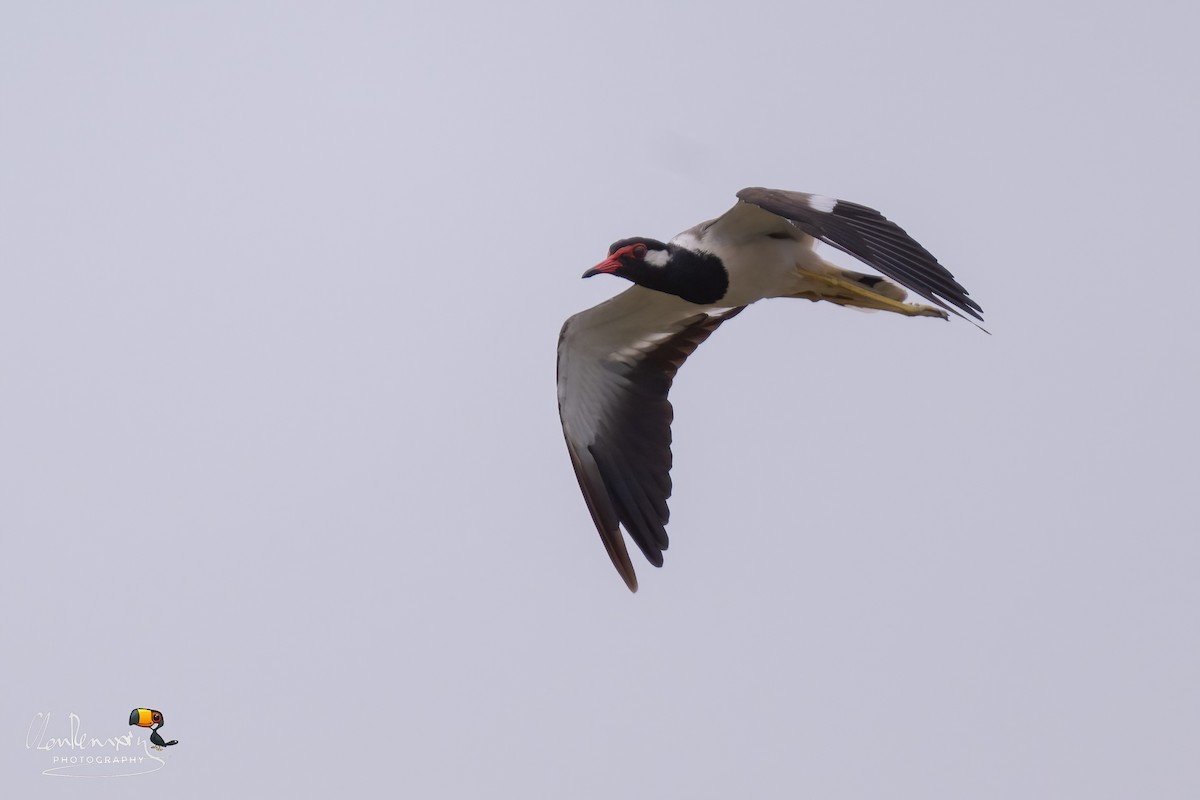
[734,187,984,321]
[557,287,744,591]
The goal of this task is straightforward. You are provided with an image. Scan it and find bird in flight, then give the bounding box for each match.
[557,187,985,591]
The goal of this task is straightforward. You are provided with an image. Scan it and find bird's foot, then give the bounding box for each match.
[792,271,949,319]
[902,302,950,319]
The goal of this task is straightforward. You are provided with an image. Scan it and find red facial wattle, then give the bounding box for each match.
[582,243,646,279]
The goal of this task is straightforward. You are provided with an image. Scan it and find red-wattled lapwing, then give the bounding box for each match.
[557,187,985,591]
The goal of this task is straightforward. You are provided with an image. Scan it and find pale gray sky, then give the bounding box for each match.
[3,1,1198,797]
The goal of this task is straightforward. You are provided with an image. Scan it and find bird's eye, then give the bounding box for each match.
[632,244,647,258]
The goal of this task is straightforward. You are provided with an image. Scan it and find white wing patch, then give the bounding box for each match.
[806,194,837,213]
[670,231,704,252]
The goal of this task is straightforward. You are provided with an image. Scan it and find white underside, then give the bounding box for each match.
[671,202,830,307]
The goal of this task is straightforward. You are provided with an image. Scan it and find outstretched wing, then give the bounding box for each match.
[736,187,984,322]
[557,287,744,591]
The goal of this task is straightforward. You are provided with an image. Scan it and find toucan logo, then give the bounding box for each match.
[129,709,179,749]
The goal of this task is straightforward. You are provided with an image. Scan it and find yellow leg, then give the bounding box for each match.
[791,270,948,319]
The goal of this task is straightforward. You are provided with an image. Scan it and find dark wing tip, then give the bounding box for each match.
[563,437,640,592]
[559,307,746,592]
[622,567,639,593]
[832,198,985,321]
[601,528,639,592]
[737,187,985,324]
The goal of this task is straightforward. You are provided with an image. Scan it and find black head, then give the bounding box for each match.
[582,238,671,280]
[582,237,727,305]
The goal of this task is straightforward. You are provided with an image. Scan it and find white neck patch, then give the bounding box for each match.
[644,248,670,267]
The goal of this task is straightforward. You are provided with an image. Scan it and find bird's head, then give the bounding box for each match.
[581,236,727,305]
[130,708,164,729]
[582,238,672,282]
